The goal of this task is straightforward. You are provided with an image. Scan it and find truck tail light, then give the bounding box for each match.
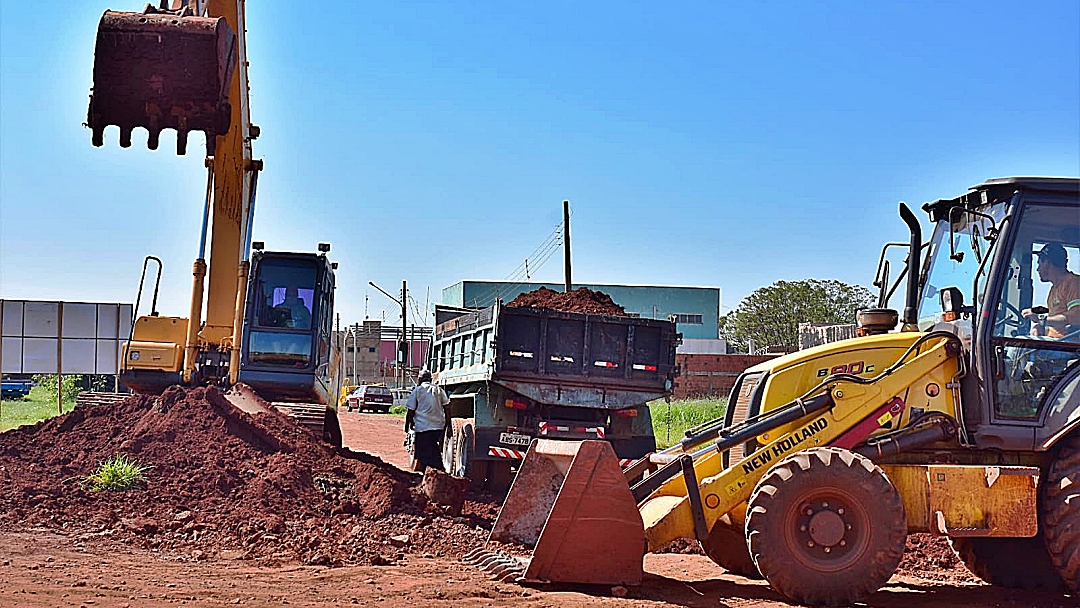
[614,408,638,418]
[505,398,529,410]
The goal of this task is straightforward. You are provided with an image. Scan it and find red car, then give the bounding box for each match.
[346,385,394,413]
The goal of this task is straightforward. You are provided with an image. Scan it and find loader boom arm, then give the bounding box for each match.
[639,336,958,551]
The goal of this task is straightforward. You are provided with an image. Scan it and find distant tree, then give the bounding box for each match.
[719,279,874,353]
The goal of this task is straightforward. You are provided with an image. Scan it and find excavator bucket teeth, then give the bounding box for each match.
[487,439,645,586]
[87,9,236,155]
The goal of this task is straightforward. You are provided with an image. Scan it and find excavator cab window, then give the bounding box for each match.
[990,202,1080,421]
[245,257,321,370]
[255,264,316,330]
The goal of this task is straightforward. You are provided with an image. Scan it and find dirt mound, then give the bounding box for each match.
[506,286,628,316]
[0,386,493,566]
[898,533,978,583]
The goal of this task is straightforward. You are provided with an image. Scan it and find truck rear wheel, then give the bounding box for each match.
[745,447,906,607]
[701,514,761,579]
[951,536,1065,590]
[1042,432,1080,593]
[443,418,476,480]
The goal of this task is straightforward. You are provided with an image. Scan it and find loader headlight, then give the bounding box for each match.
[130,351,140,361]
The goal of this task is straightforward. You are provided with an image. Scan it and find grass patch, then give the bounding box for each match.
[0,385,76,432]
[651,398,728,449]
[388,404,407,417]
[84,454,152,492]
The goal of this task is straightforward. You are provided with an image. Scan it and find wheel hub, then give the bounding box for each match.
[808,509,846,547]
[792,499,863,568]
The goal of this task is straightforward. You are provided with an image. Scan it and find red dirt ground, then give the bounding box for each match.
[507,287,628,316]
[0,396,1073,607]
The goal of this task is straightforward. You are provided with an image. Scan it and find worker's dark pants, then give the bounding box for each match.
[415,429,445,472]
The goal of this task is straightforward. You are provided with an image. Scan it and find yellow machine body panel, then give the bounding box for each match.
[743,332,961,447]
[122,315,189,372]
[884,464,1040,537]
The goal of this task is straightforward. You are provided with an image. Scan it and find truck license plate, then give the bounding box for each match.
[499,432,532,447]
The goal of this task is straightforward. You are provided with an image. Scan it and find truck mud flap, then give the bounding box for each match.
[481,439,645,585]
[88,9,236,154]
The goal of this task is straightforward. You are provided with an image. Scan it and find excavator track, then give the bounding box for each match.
[273,403,327,438]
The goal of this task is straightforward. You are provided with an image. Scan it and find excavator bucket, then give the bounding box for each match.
[87,8,236,155]
[466,439,645,586]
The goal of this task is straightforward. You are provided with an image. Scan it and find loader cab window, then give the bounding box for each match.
[990,203,1080,421]
[918,203,1005,329]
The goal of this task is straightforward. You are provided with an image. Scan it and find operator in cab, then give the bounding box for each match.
[405,369,450,472]
[273,285,312,329]
[1022,243,1080,339]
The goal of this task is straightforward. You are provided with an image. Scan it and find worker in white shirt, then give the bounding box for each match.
[405,369,450,471]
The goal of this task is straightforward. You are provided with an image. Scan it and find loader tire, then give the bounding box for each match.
[701,514,761,579]
[1042,432,1080,593]
[745,447,906,607]
[951,536,1065,591]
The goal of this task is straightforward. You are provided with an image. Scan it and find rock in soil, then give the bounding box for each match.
[0,386,496,566]
[421,469,469,516]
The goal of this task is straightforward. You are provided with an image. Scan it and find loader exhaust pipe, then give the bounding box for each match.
[899,203,922,327]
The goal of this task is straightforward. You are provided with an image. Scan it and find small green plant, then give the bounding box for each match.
[84,454,152,492]
[388,404,407,417]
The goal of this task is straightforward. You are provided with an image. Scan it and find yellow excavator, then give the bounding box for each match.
[466,177,1080,604]
[86,0,342,445]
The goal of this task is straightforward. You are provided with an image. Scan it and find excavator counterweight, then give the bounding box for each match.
[88,8,235,154]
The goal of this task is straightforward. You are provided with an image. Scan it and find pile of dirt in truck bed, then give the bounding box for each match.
[507,286,628,316]
[0,386,492,566]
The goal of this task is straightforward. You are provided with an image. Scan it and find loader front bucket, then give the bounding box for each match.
[485,439,645,586]
[87,9,236,155]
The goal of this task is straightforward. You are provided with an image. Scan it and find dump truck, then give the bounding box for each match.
[430,302,680,489]
[465,177,1080,605]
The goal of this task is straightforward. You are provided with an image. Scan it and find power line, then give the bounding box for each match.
[467,217,566,308]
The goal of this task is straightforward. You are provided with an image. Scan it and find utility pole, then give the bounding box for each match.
[563,199,572,293]
[335,313,342,397]
[401,280,408,387]
[369,280,406,388]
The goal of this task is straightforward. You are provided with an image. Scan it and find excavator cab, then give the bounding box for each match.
[238,248,337,406]
[87,3,235,154]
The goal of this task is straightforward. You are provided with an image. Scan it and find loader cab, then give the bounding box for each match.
[238,247,336,404]
[918,178,1080,449]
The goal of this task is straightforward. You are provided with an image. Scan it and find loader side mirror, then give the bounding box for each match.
[939,287,969,321]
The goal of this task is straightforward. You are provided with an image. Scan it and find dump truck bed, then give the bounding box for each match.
[432,303,679,407]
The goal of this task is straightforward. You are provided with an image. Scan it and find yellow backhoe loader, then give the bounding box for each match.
[86,0,342,445]
[466,177,1080,605]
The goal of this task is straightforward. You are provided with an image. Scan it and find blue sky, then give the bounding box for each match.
[2,1,1078,327]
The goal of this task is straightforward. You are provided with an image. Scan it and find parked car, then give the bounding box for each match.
[346,384,394,413]
[391,388,410,410]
